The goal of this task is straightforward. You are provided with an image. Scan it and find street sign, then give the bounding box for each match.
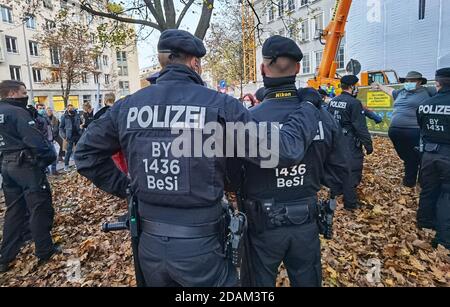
[219,80,227,88]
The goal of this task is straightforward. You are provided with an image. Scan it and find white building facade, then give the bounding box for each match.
[253,0,345,89]
[0,0,140,112]
[346,0,450,80]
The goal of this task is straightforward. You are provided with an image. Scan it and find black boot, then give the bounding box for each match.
[37,245,62,266]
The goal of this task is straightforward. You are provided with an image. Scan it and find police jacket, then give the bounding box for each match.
[75,64,320,224]
[0,99,56,166]
[417,87,450,145]
[327,92,372,149]
[228,86,349,202]
[60,110,82,141]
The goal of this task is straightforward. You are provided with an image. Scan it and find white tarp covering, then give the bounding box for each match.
[346,0,450,80]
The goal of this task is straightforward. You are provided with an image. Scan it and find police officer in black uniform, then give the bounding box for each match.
[74,30,321,287]
[416,68,450,249]
[327,75,373,210]
[0,80,59,273]
[226,36,349,287]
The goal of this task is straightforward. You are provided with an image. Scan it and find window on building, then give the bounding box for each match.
[50,47,60,65]
[82,72,88,83]
[29,41,38,56]
[51,70,60,82]
[43,0,53,10]
[105,74,110,84]
[119,81,130,95]
[102,55,108,66]
[337,42,345,69]
[9,66,21,81]
[60,0,69,9]
[300,0,309,6]
[94,73,100,84]
[300,19,309,41]
[313,13,324,39]
[5,36,18,53]
[315,51,323,71]
[118,65,129,76]
[287,0,295,11]
[278,0,284,18]
[1,6,13,23]
[83,95,91,104]
[26,15,36,29]
[32,68,42,82]
[45,19,56,30]
[268,5,275,22]
[116,51,127,62]
[419,0,426,20]
[94,56,100,70]
[302,53,311,74]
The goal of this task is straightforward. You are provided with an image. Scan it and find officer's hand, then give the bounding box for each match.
[371,82,381,91]
[365,145,374,155]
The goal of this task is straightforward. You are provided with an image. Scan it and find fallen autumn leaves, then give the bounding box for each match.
[0,137,449,287]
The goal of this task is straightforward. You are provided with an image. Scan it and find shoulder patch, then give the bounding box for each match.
[0,114,4,124]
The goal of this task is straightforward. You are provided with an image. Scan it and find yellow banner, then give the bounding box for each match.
[367,92,391,108]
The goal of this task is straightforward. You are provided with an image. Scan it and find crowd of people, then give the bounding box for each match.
[0,30,448,288]
[0,84,117,273]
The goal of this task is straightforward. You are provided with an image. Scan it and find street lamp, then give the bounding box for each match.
[22,16,35,103]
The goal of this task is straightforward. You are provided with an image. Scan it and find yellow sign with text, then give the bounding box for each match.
[367,92,392,108]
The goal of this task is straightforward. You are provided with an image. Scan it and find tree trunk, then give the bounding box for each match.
[195,0,214,39]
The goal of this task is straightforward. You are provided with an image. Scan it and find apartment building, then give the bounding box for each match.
[0,0,140,112]
[253,0,343,88]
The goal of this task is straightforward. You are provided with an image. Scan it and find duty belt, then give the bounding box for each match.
[140,218,223,238]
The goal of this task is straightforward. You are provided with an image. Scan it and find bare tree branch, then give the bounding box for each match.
[80,2,162,31]
[175,0,195,28]
[163,0,176,27]
[195,0,214,39]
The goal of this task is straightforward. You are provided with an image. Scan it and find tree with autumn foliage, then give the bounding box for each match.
[203,3,243,94]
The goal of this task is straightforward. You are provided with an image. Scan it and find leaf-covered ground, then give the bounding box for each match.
[0,137,449,287]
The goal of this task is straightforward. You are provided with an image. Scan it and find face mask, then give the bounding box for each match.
[244,101,252,108]
[10,96,29,108]
[404,82,417,91]
[38,109,46,116]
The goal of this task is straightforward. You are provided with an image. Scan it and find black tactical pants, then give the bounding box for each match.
[138,233,238,287]
[342,134,364,208]
[0,159,55,265]
[241,221,322,287]
[388,127,421,187]
[418,150,450,248]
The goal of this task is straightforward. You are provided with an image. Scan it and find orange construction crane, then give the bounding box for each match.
[308,0,352,92]
[241,0,257,84]
[308,0,399,92]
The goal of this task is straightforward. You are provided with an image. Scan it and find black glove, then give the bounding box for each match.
[364,144,374,155]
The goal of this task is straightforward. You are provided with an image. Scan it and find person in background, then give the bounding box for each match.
[81,103,94,131]
[242,93,258,109]
[47,108,64,162]
[60,104,82,172]
[326,83,336,98]
[254,87,266,104]
[373,71,436,187]
[94,93,116,120]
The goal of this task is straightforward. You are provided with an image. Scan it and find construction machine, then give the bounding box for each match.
[307,0,399,94]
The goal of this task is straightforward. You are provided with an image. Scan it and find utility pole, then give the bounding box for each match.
[22,17,35,103]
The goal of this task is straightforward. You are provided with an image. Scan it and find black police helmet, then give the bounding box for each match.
[341,75,359,86]
[262,35,303,63]
[158,29,206,58]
